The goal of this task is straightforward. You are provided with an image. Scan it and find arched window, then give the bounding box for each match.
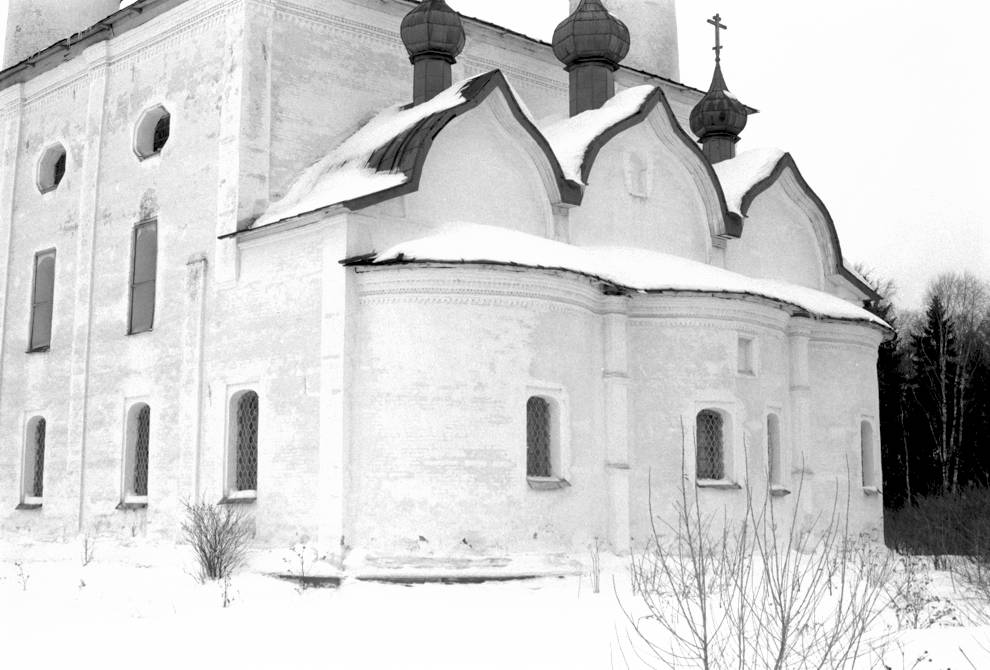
[767,413,782,487]
[230,391,259,494]
[861,421,877,488]
[527,396,552,478]
[134,105,171,159]
[696,410,725,480]
[37,143,67,193]
[22,416,46,505]
[123,403,150,503]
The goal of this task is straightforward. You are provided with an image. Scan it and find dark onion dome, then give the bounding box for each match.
[552,0,631,70]
[689,63,748,140]
[400,0,466,64]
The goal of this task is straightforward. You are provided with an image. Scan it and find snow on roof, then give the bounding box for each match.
[542,85,656,183]
[255,74,488,228]
[712,148,786,215]
[366,223,886,326]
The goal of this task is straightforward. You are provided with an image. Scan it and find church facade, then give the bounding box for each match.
[0,0,885,561]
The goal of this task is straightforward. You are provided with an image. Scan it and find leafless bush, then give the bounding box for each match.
[80,534,96,567]
[13,560,28,591]
[890,555,956,629]
[622,425,898,669]
[590,536,601,594]
[180,500,252,581]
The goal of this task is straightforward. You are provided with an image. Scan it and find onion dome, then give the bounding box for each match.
[400,0,466,64]
[552,0,631,70]
[689,63,748,140]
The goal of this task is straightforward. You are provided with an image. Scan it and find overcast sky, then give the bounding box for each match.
[446,0,989,310]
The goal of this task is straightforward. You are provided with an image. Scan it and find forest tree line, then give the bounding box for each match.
[864,270,990,523]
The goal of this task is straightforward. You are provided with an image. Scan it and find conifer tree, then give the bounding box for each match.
[906,293,960,496]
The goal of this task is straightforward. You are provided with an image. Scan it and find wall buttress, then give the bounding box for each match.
[603,295,631,553]
[66,43,110,532]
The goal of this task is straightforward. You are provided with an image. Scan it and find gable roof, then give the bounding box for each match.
[542,83,742,237]
[713,149,880,300]
[253,70,581,229]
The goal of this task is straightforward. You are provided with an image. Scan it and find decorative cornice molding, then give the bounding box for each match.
[356,265,602,314]
[20,0,235,111]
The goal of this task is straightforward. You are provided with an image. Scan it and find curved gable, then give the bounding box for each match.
[349,70,582,211]
[396,91,565,239]
[253,70,581,230]
[726,153,878,299]
[549,86,741,242]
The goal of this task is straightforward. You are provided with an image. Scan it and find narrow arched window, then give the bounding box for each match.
[232,391,259,493]
[861,421,877,488]
[767,413,782,487]
[696,410,725,480]
[22,417,46,505]
[527,396,552,478]
[123,403,151,503]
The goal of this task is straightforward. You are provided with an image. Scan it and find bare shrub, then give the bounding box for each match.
[886,486,990,560]
[80,534,96,567]
[13,560,28,591]
[623,425,898,669]
[180,500,252,581]
[589,536,601,594]
[890,555,957,629]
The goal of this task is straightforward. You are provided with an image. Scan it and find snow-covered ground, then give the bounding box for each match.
[1,541,988,669]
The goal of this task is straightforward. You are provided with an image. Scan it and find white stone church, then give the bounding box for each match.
[0,0,885,563]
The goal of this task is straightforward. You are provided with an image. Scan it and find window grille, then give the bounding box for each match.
[133,405,150,496]
[53,152,66,187]
[29,250,56,351]
[152,114,170,153]
[527,397,552,478]
[235,392,259,491]
[32,418,46,498]
[696,410,724,480]
[128,221,157,334]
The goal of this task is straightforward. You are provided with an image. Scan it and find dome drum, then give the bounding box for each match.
[400,0,466,103]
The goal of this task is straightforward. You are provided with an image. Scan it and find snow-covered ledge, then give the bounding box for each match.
[527,477,571,491]
[220,490,257,505]
[696,480,742,491]
[16,496,43,510]
[117,495,148,510]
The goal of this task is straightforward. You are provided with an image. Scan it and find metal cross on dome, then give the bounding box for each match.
[708,13,727,63]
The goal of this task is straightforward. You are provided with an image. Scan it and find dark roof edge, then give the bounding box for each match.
[0,0,184,93]
[577,87,741,238]
[341,256,889,330]
[342,69,582,212]
[738,152,880,302]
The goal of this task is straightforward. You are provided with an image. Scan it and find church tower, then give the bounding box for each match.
[569,0,679,81]
[1,0,119,67]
